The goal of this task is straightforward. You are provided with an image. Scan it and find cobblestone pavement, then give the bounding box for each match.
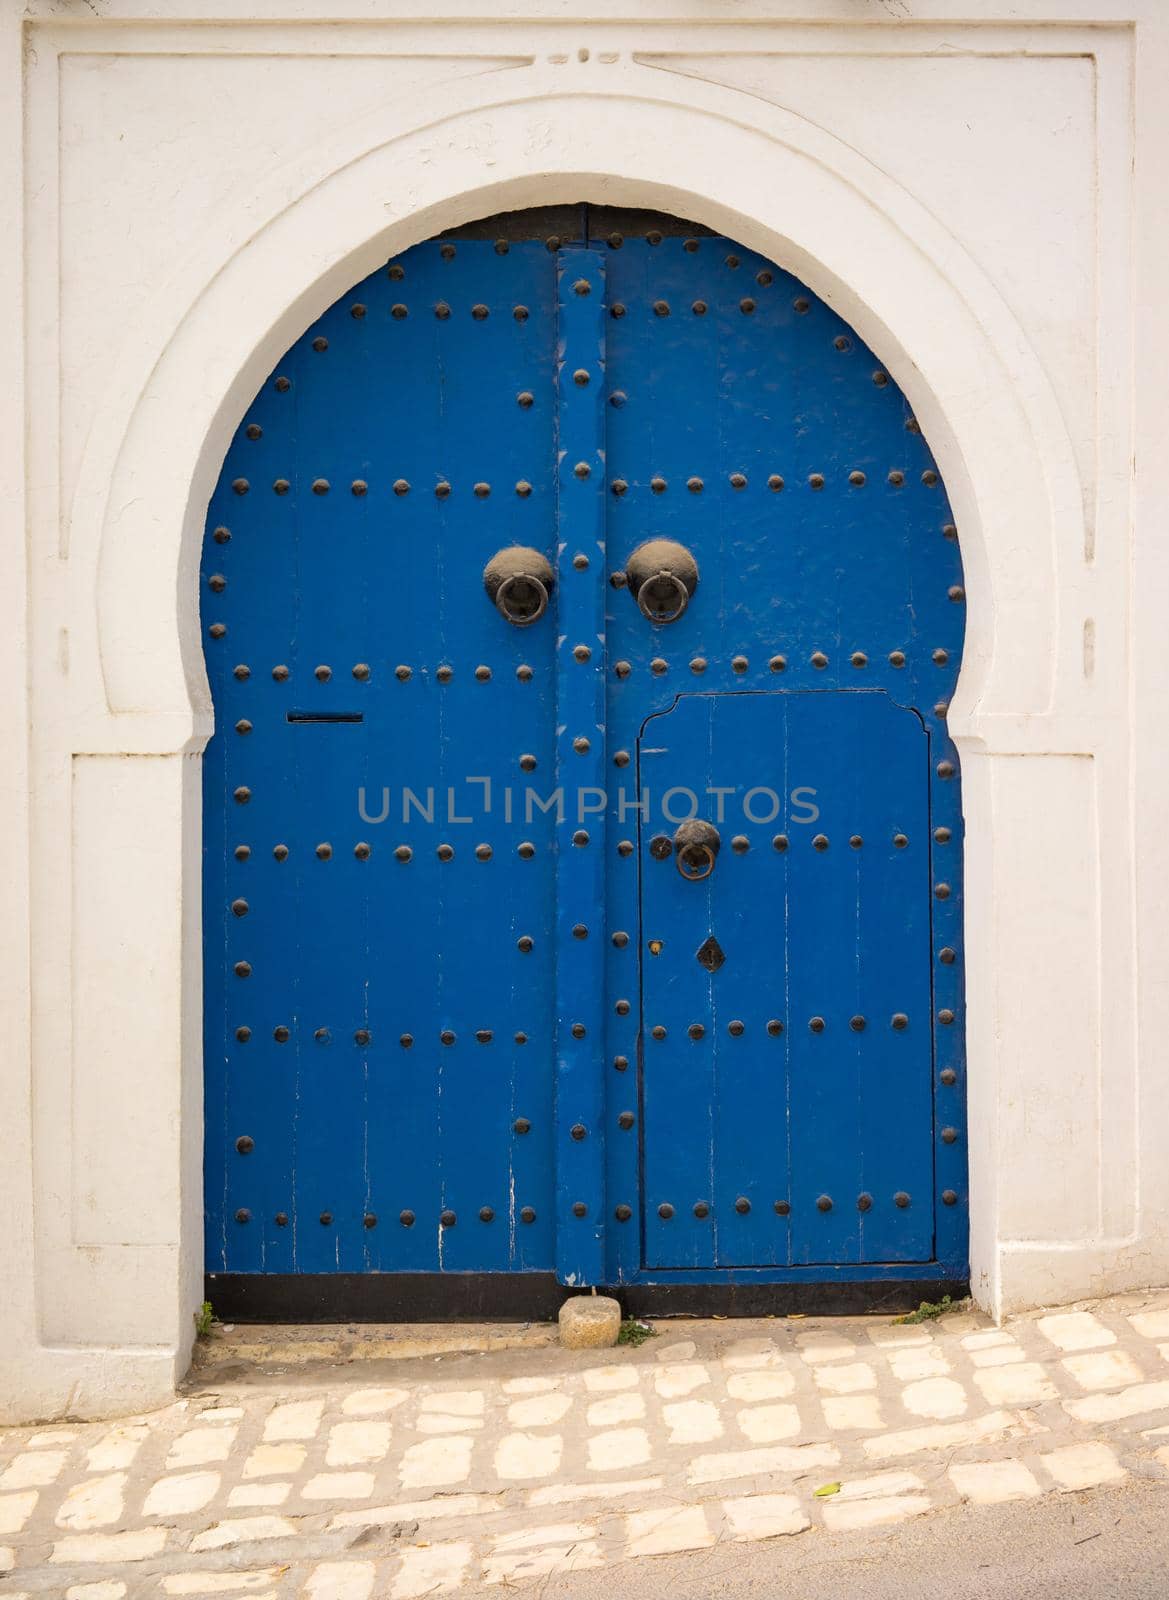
[3,1291,1169,1598]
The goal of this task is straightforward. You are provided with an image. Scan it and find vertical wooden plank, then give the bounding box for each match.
[553,246,608,1285]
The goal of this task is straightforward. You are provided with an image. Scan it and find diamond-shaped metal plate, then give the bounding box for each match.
[695,935,725,973]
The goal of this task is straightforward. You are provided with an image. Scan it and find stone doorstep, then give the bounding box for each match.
[194,1322,558,1371]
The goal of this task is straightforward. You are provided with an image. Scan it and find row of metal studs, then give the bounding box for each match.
[391,235,785,258]
[304,300,897,333]
[211,652,959,676]
[226,832,954,863]
[230,1207,539,1227]
[224,469,945,495]
[226,1017,954,1044]
[227,1192,960,1228]
[226,834,946,867]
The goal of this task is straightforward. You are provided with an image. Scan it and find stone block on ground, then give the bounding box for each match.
[558,1296,621,1350]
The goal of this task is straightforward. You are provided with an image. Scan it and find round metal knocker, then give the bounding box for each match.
[625,539,699,624]
[673,819,721,881]
[483,547,554,626]
[677,842,716,881]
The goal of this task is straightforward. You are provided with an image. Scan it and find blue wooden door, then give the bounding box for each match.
[202,217,966,1296]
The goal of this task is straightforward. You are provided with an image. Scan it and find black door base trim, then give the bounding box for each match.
[205,1273,969,1324]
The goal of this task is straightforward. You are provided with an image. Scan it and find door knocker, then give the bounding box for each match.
[625,540,699,624]
[674,819,721,881]
[483,547,555,626]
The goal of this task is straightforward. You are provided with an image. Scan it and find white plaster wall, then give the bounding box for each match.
[1,0,1166,1422]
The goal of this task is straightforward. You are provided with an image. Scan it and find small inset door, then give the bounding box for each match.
[638,690,934,1269]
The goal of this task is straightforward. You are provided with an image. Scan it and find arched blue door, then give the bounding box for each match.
[201,214,967,1313]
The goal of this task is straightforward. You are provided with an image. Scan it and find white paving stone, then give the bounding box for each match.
[1063,1380,1169,1423]
[501,1377,559,1395]
[796,1333,857,1365]
[720,1492,810,1541]
[492,1522,596,1551]
[419,1390,486,1417]
[821,1494,932,1530]
[868,1326,932,1349]
[0,1547,12,1574]
[143,1472,220,1517]
[962,1329,1016,1351]
[582,1366,639,1392]
[507,1393,572,1427]
[244,1443,305,1478]
[528,1478,664,1507]
[228,1483,291,1509]
[51,1529,169,1564]
[29,1430,77,1448]
[163,1571,281,1594]
[1061,1350,1144,1390]
[488,1522,604,1578]
[86,1427,149,1474]
[168,1428,236,1469]
[304,1560,376,1600]
[330,1495,490,1528]
[302,1473,375,1501]
[66,1583,126,1600]
[863,1410,1019,1460]
[1038,1312,1116,1352]
[625,1505,715,1556]
[814,1362,876,1394]
[262,1401,323,1443]
[822,1395,885,1431]
[586,1393,645,1427]
[342,1387,409,1416]
[588,1428,651,1471]
[663,1399,723,1444]
[391,1541,472,1598]
[969,1343,1026,1368]
[688,1443,839,1485]
[1129,1310,1169,1341]
[949,1460,1041,1504]
[889,1346,952,1381]
[495,1432,563,1480]
[326,1422,390,1467]
[726,1368,796,1402]
[1041,1441,1127,1491]
[196,1407,244,1424]
[737,1404,800,1443]
[399,1436,474,1489]
[416,1413,483,1435]
[0,1493,38,1535]
[189,1517,298,1552]
[482,1538,603,1585]
[55,1473,125,1530]
[0,1451,67,1489]
[901,1377,969,1419]
[722,1339,781,1371]
[653,1363,709,1399]
[834,1470,925,1500]
[654,1340,697,1362]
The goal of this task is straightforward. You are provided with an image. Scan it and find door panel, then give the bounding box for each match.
[639,690,933,1269]
[203,240,561,1273]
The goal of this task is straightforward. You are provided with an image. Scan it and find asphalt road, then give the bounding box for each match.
[462,1477,1169,1600]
